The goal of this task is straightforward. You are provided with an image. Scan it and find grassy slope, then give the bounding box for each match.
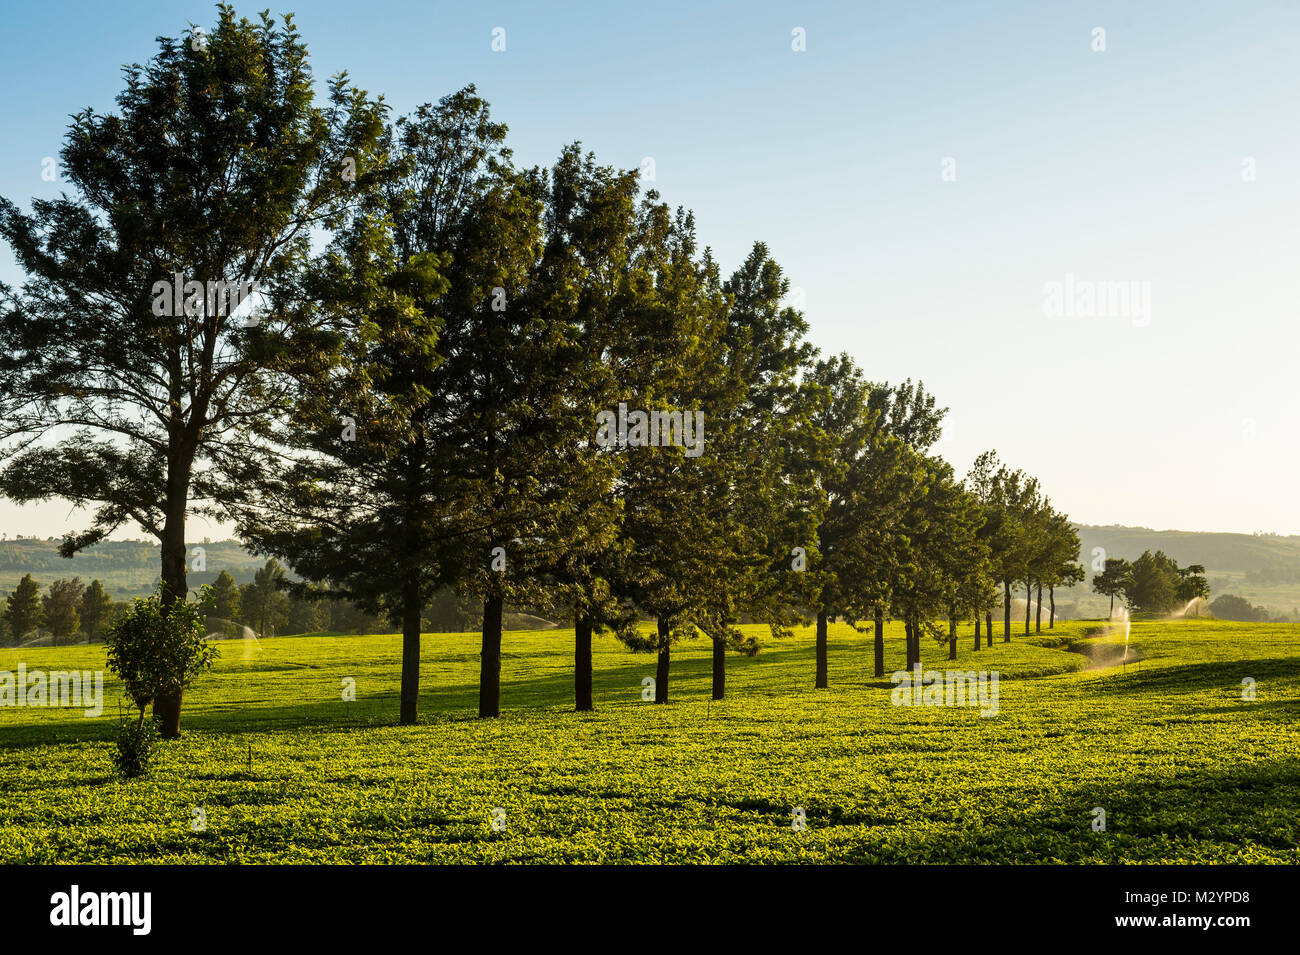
[0,618,1296,863]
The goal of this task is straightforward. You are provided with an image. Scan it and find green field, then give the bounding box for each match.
[0,618,1296,863]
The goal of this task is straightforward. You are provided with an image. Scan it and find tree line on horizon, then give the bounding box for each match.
[0,6,1118,735]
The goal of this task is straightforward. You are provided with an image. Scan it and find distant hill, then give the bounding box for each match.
[2,525,1299,620]
[0,538,266,597]
[1061,526,1300,620]
[1073,525,1300,574]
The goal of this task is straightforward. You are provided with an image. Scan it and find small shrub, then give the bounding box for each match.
[104,586,219,724]
[114,715,160,779]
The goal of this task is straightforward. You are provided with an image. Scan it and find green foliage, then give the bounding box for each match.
[113,714,160,779]
[3,573,43,643]
[1092,558,1133,612]
[1123,550,1201,614]
[0,618,1295,862]
[41,577,85,644]
[202,571,242,624]
[1209,593,1270,622]
[104,588,219,719]
[80,579,113,641]
[240,561,290,637]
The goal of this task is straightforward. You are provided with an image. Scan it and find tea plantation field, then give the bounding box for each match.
[0,618,1296,863]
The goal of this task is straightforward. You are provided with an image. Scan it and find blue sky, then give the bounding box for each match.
[2,0,1299,538]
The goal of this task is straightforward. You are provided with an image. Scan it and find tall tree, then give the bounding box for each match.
[1176,564,1210,615]
[3,574,44,643]
[1091,557,1133,617]
[242,559,290,637]
[80,579,113,642]
[692,242,828,700]
[0,6,390,735]
[203,570,243,624]
[43,578,86,644]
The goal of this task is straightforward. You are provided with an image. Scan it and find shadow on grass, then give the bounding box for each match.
[1085,657,1300,696]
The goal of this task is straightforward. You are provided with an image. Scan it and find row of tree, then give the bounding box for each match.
[0,7,1080,733]
[1091,551,1209,615]
[2,575,114,644]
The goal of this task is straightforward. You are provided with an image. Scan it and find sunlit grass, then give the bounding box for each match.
[0,617,1295,863]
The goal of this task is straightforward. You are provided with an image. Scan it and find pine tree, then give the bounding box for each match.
[3,574,43,644]
[80,579,113,642]
[0,6,390,735]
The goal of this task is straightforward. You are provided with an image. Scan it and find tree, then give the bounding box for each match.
[1091,558,1132,617]
[1209,593,1267,622]
[890,456,987,668]
[242,560,290,637]
[967,453,1039,642]
[80,579,113,642]
[1176,564,1210,614]
[105,587,218,731]
[0,6,390,736]
[690,242,828,700]
[1124,550,1181,614]
[204,570,242,624]
[42,578,86,644]
[510,145,642,712]
[3,574,43,644]
[287,593,328,634]
[611,209,732,704]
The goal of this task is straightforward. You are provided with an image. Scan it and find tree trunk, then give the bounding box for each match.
[574,613,594,712]
[1035,583,1043,633]
[1024,579,1032,636]
[904,620,914,669]
[973,614,981,650]
[1109,593,1115,617]
[948,616,957,660]
[478,592,503,718]
[815,608,828,688]
[873,609,885,678]
[986,612,993,647]
[152,486,189,738]
[1003,581,1011,642]
[654,619,670,704]
[711,636,725,700]
[399,574,421,725]
[1049,587,1056,628]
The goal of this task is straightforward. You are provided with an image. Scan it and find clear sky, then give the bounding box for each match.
[2,0,1298,539]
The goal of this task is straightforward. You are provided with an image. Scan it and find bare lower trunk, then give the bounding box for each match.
[712,636,725,701]
[1035,583,1043,633]
[986,612,993,647]
[973,615,981,650]
[1049,587,1056,628]
[575,613,593,712]
[655,619,670,704]
[478,592,503,718]
[399,574,421,725]
[948,616,957,660]
[1003,580,1011,642]
[904,620,915,669]
[153,488,189,738]
[873,609,885,677]
[1024,579,1032,636]
[815,609,829,688]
